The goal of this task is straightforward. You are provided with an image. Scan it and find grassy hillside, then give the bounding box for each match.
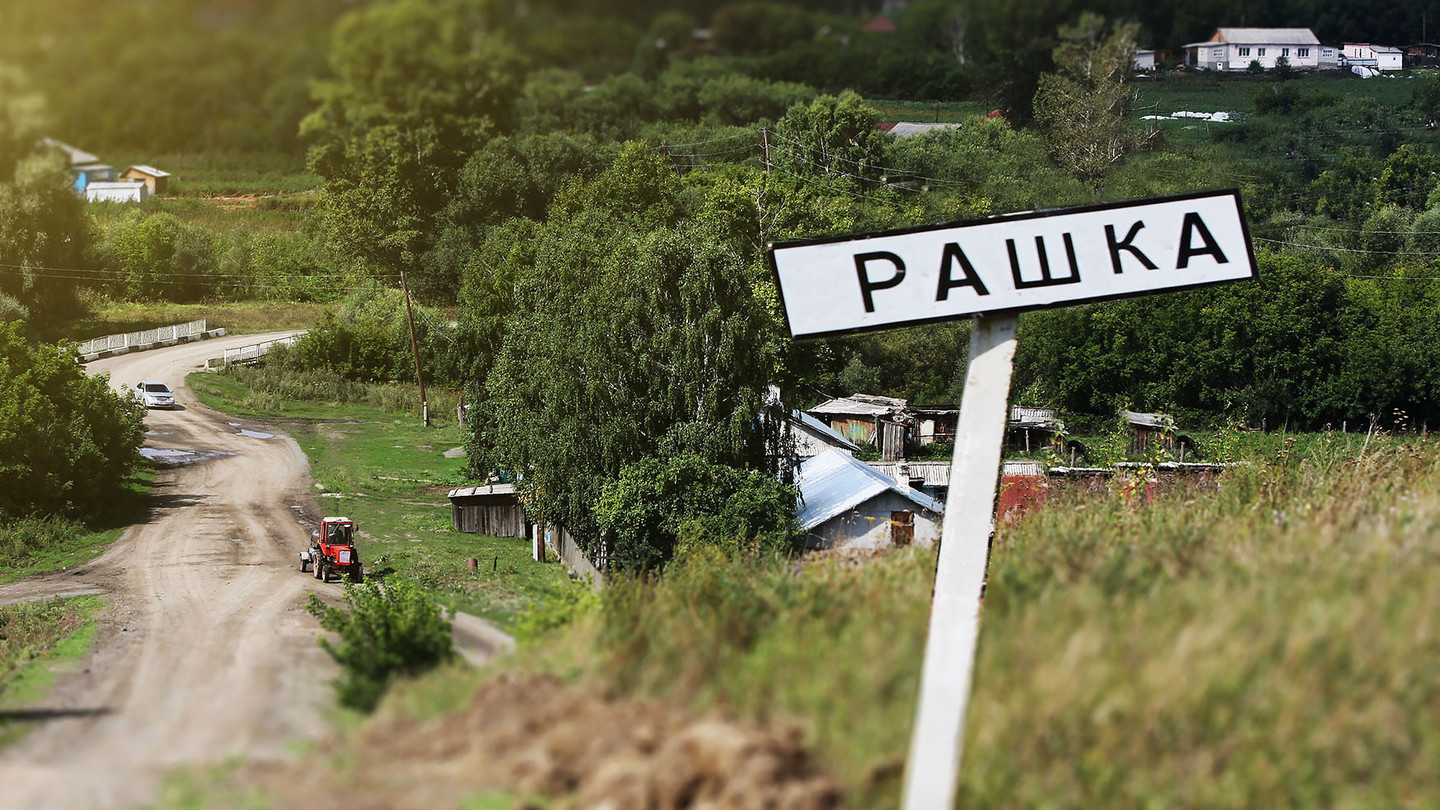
[340,433,1440,808]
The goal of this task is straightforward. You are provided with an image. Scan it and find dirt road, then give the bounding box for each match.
[0,333,336,810]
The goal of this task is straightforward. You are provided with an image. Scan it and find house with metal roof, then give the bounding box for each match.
[121,165,171,196]
[1344,43,1404,72]
[795,449,943,551]
[788,409,861,457]
[1185,28,1323,71]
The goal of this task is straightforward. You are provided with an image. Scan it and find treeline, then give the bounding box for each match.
[11,0,1434,156]
[1015,73,1440,431]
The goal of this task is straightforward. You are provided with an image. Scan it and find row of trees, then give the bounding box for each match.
[22,0,1432,158]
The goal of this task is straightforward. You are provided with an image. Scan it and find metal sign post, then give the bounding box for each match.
[768,189,1258,810]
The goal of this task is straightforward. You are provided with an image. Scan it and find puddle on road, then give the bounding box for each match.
[139,448,236,467]
[238,429,274,440]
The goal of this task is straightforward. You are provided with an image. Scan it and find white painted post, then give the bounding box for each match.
[900,313,1019,810]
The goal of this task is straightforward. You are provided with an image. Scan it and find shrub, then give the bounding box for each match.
[593,453,800,571]
[0,516,82,569]
[306,578,454,712]
[0,321,144,518]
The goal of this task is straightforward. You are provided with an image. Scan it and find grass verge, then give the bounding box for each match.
[187,370,572,630]
[0,595,105,747]
[0,468,152,586]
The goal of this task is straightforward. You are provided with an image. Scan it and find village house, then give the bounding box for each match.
[1344,43,1404,72]
[1406,43,1440,69]
[1184,28,1323,71]
[795,449,943,551]
[786,409,861,458]
[807,394,908,460]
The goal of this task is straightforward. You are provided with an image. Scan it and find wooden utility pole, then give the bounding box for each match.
[399,269,429,427]
[761,127,771,173]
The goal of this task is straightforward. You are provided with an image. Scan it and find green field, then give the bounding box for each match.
[64,300,332,343]
[187,371,572,629]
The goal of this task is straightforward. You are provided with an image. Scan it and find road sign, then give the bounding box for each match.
[767,189,1258,810]
[769,189,1257,339]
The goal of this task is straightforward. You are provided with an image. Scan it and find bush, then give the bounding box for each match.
[0,516,82,569]
[306,578,454,712]
[593,453,800,571]
[0,321,144,518]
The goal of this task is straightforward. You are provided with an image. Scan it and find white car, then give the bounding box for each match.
[133,381,176,409]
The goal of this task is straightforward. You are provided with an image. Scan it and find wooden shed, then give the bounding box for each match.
[447,484,529,538]
[121,165,170,196]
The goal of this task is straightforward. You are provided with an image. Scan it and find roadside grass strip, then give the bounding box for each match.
[0,595,105,747]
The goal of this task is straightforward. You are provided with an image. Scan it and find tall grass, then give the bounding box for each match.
[0,597,91,700]
[966,438,1440,807]
[493,436,1440,807]
[0,517,84,570]
[210,364,461,421]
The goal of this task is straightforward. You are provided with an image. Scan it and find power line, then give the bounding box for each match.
[1255,236,1440,256]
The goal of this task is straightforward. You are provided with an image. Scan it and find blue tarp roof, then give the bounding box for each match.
[795,449,943,530]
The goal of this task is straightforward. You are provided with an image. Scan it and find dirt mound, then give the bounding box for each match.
[265,673,842,810]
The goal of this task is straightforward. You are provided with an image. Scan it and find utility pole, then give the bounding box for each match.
[399,269,429,427]
[761,127,771,173]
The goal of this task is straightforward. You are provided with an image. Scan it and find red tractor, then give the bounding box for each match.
[300,516,364,583]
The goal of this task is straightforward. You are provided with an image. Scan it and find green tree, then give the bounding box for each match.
[594,454,799,570]
[473,145,783,547]
[303,0,523,300]
[1033,12,1144,184]
[0,67,88,327]
[0,322,144,518]
[772,91,887,180]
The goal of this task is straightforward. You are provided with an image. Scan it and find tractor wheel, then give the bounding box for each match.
[349,565,363,584]
[314,560,325,581]
[299,555,309,573]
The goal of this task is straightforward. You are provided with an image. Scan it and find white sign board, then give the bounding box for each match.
[770,189,1257,339]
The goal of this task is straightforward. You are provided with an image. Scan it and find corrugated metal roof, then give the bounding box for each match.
[1120,409,1174,429]
[792,410,860,451]
[1214,28,1319,45]
[882,122,964,138]
[809,394,907,417]
[795,449,942,530]
[448,483,517,499]
[40,137,99,166]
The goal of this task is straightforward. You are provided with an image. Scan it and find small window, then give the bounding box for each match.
[1299,48,1310,58]
[1282,48,1290,56]
[1238,47,1251,56]
[1258,47,1266,56]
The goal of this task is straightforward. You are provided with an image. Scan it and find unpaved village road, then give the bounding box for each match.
[0,332,337,810]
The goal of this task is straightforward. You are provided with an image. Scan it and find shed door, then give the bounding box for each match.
[891,511,914,547]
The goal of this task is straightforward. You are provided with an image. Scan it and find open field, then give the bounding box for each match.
[187,371,573,629]
[65,300,333,342]
[103,152,320,199]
